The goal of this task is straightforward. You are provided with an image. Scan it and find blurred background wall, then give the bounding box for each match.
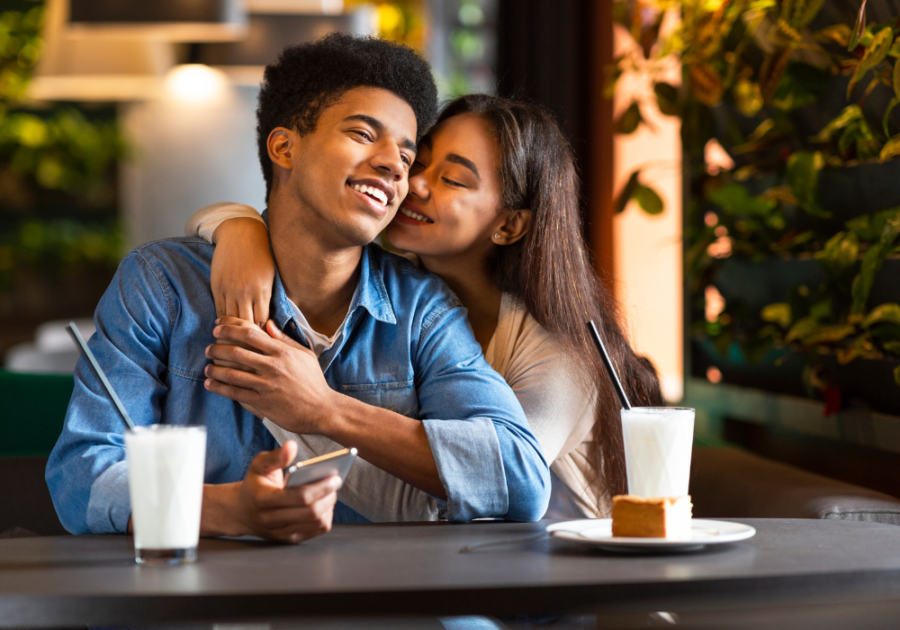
[119,85,266,248]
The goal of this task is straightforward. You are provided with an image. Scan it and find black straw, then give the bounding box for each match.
[66,322,136,430]
[587,320,632,410]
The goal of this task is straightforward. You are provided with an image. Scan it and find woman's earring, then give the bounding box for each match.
[493,232,502,241]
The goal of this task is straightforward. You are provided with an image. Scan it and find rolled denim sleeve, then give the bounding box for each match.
[416,305,551,522]
[46,250,173,534]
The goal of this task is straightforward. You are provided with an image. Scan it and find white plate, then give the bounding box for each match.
[547,519,756,553]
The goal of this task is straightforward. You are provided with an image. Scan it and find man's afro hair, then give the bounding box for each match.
[257,33,438,200]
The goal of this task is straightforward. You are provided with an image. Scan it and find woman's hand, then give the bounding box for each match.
[211,218,275,327]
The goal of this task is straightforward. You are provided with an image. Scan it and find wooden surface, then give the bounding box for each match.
[3,519,900,627]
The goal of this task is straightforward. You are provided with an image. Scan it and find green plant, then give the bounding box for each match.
[0,219,121,289]
[0,0,125,286]
[612,0,900,391]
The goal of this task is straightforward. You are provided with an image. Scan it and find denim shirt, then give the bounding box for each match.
[46,237,551,534]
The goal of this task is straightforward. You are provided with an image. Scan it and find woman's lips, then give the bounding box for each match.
[395,204,434,225]
[393,211,426,226]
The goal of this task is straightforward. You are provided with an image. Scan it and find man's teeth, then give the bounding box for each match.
[399,206,433,223]
[350,183,388,206]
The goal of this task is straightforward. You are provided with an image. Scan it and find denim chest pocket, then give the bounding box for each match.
[341,380,419,418]
[168,340,213,383]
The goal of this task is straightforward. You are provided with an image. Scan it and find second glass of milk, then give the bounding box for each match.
[125,425,207,564]
[621,407,695,498]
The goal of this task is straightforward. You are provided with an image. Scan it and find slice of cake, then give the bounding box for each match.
[611,495,693,540]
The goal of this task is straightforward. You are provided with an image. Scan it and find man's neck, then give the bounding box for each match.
[268,199,362,337]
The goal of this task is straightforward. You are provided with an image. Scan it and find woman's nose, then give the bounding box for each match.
[407,170,430,200]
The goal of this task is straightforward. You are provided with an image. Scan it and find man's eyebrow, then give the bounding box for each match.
[344,114,417,154]
[446,153,480,180]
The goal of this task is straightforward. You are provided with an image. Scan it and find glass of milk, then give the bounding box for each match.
[124,425,207,564]
[620,407,695,498]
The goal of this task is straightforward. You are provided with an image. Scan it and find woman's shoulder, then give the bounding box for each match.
[494,294,595,408]
[490,294,591,404]
[495,294,597,465]
[494,294,561,365]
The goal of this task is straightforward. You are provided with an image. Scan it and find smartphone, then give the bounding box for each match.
[284,447,358,488]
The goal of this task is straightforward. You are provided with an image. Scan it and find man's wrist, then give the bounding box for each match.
[200,482,245,537]
[317,390,355,442]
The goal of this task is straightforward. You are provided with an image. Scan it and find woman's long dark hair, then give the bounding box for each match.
[438,94,663,513]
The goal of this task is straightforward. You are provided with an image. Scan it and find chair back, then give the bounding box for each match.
[0,370,73,535]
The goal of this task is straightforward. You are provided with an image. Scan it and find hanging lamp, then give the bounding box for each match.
[197,3,372,86]
[28,0,174,101]
[66,0,247,42]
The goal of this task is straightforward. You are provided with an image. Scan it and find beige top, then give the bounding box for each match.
[485,293,602,518]
[186,203,604,519]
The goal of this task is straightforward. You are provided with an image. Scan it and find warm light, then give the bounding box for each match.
[705,285,725,323]
[164,64,229,104]
[376,4,404,34]
[706,366,723,383]
[704,138,735,176]
[707,236,733,258]
[612,21,683,404]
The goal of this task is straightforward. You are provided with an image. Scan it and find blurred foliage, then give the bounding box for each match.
[1,107,124,197]
[0,219,121,290]
[346,0,428,50]
[443,0,492,98]
[0,0,124,291]
[345,0,495,100]
[0,1,41,102]
[612,0,900,391]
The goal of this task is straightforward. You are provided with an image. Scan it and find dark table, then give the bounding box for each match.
[3,519,900,628]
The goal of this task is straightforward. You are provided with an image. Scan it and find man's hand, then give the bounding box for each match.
[203,317,334,434]
[220,440,340,544]
[204,319,446,500]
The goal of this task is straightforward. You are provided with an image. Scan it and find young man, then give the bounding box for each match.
[47,34,550,541]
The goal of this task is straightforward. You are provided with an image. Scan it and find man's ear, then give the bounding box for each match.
[267,127,295,172]
[492,209,532,245]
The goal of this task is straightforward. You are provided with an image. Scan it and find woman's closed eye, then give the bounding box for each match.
[442,177,466,188]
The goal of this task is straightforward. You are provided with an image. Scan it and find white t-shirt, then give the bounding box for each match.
[187,202,604,519]
[286,296,346,358]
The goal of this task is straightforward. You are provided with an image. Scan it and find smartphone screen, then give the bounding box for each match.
[285,447,357,488]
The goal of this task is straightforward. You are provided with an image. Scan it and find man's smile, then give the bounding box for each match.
[347,178,394,210]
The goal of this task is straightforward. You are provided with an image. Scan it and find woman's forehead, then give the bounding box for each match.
[419,114,498,160]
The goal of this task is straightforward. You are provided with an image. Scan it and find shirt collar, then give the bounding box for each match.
[263,210,397,332]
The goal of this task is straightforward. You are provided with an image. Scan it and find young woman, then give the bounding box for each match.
[187,94,663,518]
